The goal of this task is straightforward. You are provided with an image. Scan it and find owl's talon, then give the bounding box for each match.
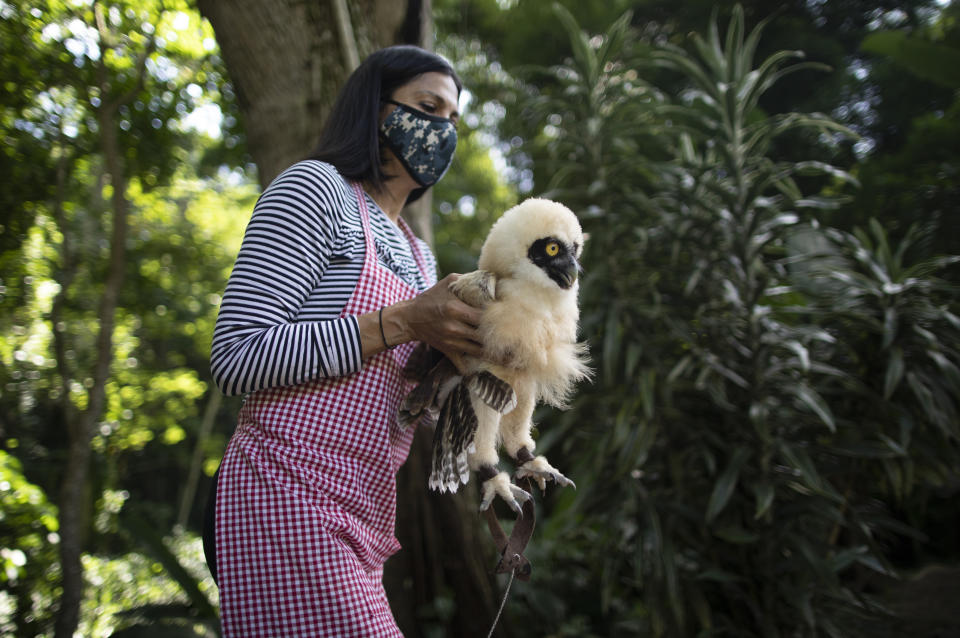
[516,455,576,491]
[480,471,532,514]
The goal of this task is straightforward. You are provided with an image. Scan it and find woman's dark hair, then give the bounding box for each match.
[309,45,462,197]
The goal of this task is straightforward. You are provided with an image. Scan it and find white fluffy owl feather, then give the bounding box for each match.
[400,198,590,512]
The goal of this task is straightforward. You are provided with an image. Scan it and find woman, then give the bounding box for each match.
[205,45,480,636]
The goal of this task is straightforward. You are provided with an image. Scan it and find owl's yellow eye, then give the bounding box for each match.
[545,242,560,257]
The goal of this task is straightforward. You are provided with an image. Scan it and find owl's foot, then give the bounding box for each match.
[478,468,532,515]
[450,270,496,307]
[515,454,576,492]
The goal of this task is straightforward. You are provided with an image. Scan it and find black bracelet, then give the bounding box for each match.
[378,307,395,350]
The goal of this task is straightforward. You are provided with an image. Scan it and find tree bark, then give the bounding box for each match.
[199,0,414,189]
[200,2,504,635]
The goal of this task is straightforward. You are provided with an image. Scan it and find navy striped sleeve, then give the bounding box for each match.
[210,161,363,396]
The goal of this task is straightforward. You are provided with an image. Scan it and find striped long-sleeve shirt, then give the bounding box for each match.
[211,160,437,396]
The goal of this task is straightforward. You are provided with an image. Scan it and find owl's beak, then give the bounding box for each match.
[550,254,579,289]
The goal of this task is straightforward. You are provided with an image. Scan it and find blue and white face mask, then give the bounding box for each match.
[379,99,457,187]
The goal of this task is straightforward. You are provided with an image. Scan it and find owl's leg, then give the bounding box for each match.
[500,379,575,492]
[468,395,531,514]
[468,393,501,469]
[497,377,537,458]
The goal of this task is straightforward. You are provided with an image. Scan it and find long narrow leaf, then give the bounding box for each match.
[738,14,773,80]
[724,5,746,82]
[597,10,634,65]
[884,346,905,399]
[552,3,597,85]
[791,383,836,432]
[753,480,775,519]
[706,446,751,523]
[693,32,726,81]
[778,442,840,501]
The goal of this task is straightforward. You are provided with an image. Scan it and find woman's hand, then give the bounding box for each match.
[359,274,484,362]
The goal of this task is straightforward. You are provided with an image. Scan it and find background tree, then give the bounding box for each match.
[437,0,955,245]
[849,1,960,258]
[1,1,247,635]
[196,0,431,189]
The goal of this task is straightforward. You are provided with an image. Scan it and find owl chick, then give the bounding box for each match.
[400,198,591,512]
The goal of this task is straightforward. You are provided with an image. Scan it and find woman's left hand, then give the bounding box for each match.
[360,274,484,361]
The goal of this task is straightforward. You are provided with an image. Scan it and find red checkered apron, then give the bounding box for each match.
[216,182,434,636]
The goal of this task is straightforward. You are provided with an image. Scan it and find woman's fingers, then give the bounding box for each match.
[393,274,485,358]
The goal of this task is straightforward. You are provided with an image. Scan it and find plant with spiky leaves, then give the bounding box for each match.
[501,5,958,637]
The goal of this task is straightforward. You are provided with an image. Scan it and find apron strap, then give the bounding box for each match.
[351,182,432,288]
[351,182,377,257]
[396,216,432,285]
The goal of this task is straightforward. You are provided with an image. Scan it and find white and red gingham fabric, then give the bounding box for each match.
[215,182,434,636]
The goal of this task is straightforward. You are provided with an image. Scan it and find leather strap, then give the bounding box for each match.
[481,481,536,581]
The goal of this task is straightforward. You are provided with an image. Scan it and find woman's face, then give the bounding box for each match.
[386,71,460,125]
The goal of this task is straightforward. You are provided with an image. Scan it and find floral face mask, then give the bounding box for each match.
[379,99,457,187]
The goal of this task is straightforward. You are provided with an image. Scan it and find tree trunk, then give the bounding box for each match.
[199,2,503,635]
[53,5,155,632]
[53,102,129,638]
[199,0,420,189]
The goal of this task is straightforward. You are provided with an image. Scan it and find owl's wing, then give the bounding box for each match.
[403,269,517,492]
[401,341,446,382]
[398,347,516,433]
[466,371,517,415]
[429,381,476,492]
[398,351,459,429]
[398,267,503,431]
[428,370,516,493]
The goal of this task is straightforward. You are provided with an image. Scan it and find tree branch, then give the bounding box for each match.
[332,0,360,72]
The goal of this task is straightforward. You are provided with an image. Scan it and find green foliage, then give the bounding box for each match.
[528,6,665,205]
[846,3,960,258]
[106,513,219,637]
[498,5,959,636]
[845,99,960,257]
[0,451,60,635]
[0,1,249,635]
[0,166,248,630]
[1,166,251,504]
[431,105,519,274]
[862,30,960,89]
[78,530,217,638]
[434,0,637,71]
[809,221,960,498]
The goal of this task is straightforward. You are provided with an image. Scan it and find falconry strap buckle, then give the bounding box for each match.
[482,481,536,581]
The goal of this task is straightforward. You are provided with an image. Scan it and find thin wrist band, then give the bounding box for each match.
[378,307,395,350]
